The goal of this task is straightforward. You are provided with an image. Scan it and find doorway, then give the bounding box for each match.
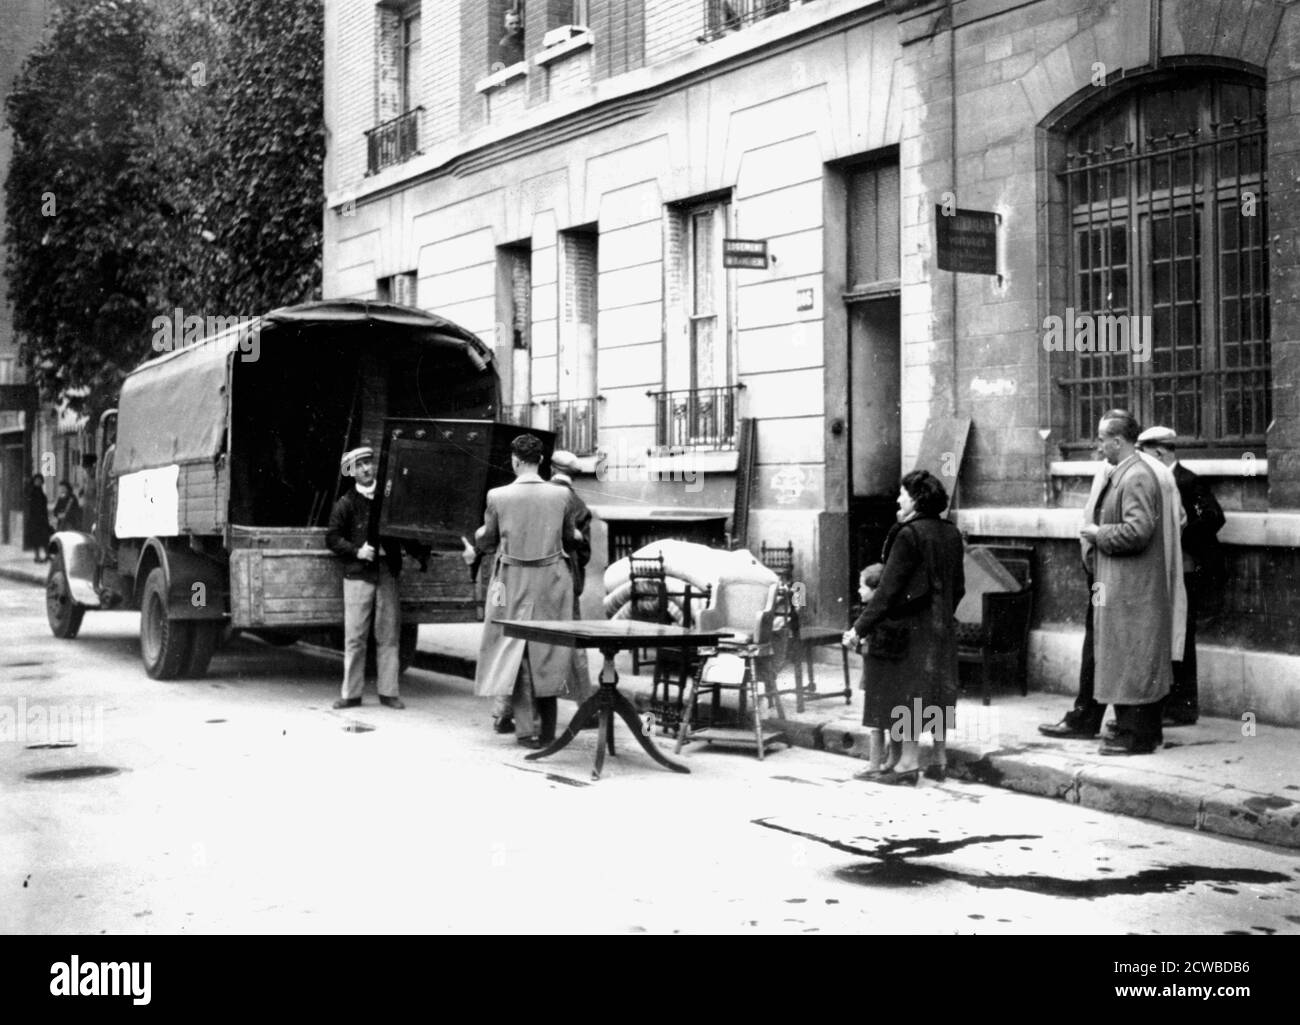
[848,295,901,595]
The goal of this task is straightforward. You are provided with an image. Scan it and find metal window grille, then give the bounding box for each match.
[702,0,792,41]
[365,107,423,175]
[1057,80,1269,445]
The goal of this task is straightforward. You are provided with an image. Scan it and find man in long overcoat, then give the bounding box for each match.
[470,434,578,747]
[1081,411,1183,755]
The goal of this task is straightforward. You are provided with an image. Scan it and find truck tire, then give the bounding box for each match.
[46,556,85,639]
[181,621,223,679]
[140,567,193,679]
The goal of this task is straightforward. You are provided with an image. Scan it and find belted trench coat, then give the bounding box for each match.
[472,474,578,699]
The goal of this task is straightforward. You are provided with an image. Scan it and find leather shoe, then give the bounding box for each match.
[332,697,361,709]
[516,735,544,750]
[1038,719,1098,739]
[1099,740,1156,756]
[1163,713,1197,727]
[379,695,405,709]
[873,768,920,786]
[493,716,516,734]
[923,764,947,782]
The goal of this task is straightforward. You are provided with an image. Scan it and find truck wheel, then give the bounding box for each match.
[140,567,193,679]
[399,623,419,673]
[182,621,223,679]
[46,556,85,639]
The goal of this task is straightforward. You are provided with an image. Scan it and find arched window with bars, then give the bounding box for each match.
[1056,76,1270,449]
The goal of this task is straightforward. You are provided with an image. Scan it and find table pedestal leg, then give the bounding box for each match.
[526,649,690,778]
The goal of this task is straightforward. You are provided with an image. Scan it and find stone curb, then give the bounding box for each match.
[0,565,46,587]
[772,715,1300,850]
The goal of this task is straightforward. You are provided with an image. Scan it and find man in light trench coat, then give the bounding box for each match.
[1080,410,1186,755]
[465,434,580,748]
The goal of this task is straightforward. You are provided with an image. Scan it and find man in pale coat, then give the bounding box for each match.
[1080,410,1185,755]
[467,434,579,747]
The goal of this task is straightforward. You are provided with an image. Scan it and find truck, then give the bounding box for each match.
[45,300,546,680]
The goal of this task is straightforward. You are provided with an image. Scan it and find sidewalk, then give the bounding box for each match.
[6,543,1296,850]
[0,542,49,586]
[416,621,1300,850]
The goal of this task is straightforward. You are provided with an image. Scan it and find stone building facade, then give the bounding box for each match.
[323,0,1300,723]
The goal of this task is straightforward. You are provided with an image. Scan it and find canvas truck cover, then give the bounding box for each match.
[113,300,494,477]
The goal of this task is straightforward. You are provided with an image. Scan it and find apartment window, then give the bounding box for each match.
[377,272,417,307]
[399,7,421,112]
[553,228,599,454]
[369,2,423,174]
[657,198,740,449]
[498,242,534,418]
[1057,77,1269,446]
[491,2,526,72]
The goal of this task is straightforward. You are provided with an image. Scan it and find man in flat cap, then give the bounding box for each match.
[327,444,409,710]
[1137,425,1225,725]
[465,434,581,748]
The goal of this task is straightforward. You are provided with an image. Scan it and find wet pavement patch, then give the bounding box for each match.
[25,742,76,749]
[25,766,121,781]
[1243,795,1293,813]
[753,818,1289,898]
[342,723,375,733]
[2,661,42,668]
[507,764,591,788]
[205,719,227,724]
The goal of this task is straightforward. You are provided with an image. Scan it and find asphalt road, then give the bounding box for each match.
[2,576,1298,935]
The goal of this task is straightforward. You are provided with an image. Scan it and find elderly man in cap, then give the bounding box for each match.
[1137,425,1225,726]
[549,449,596,704]
[327,444,409,710]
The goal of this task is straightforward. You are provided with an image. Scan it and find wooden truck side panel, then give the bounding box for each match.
[228,527,476,630]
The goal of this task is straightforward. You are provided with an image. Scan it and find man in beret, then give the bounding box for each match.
[1137,425,1225,726]
[327,444,409,710]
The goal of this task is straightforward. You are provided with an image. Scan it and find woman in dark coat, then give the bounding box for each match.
[24,474,51,562]
[53,480,82,532]
[843,470,965,785]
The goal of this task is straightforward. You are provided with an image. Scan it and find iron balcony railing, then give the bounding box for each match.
[701,0,795,42]
[365,107,423,175]
[648,384,744,451]
[543,397,600,456]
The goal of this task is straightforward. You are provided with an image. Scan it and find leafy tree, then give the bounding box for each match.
[4,0,180,416]
[4,0,324,415]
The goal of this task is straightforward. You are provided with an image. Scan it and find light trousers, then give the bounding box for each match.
[342,564,400,699]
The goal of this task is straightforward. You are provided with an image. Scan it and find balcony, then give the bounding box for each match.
[365,107,423,175]
[700,0,796,42]
[544,397,600,456]
[649,385,744,451]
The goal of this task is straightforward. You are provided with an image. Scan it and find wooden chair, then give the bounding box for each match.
[760,540,794,585]
[675,579,788,759]
[626,553,669,675]
[955,544,1035,706]
[648,581,712,734]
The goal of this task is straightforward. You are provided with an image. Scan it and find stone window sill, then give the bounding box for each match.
[475,62,527,94]
[534,29,594,67]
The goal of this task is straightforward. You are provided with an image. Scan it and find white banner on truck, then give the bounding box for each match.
[115,465,180,538]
